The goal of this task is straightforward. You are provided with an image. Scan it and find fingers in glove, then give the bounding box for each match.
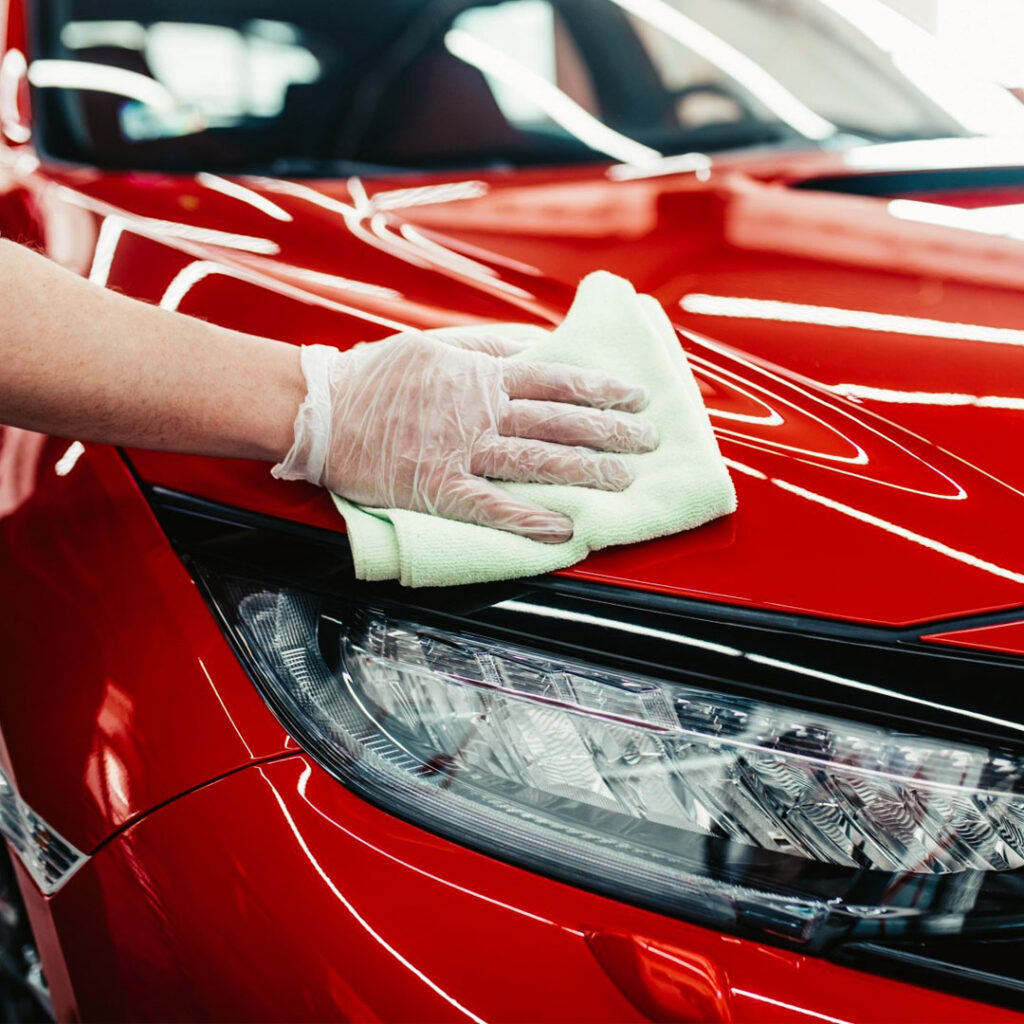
[472,437,635,490]
[502,361,649,412]
[431,332,529,357]
[445,474,575,543]
[500,399,658,454]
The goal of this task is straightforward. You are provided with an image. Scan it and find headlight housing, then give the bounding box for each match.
[198,566,1024,955]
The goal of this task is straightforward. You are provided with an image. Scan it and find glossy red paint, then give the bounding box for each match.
[0,429,293,851]
[2,2,1024,1019]
[923,619,1024,657]
[59,163,1024,625]
[36,755,1021,1023]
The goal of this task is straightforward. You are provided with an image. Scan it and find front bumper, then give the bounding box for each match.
[29,754,1022,1022]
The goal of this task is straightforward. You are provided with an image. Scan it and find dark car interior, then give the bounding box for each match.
[29,0,968,173]
[28,0,818,173]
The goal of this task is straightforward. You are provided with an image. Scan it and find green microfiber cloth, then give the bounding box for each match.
[331,271,736,586]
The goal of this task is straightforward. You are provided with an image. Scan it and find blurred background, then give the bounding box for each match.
[888,0,1024,100]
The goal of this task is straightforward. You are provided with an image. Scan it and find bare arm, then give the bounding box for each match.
[0,239,305,461]
[0,240,659,542]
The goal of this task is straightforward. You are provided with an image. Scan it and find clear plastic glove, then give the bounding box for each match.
[272,331,659,543]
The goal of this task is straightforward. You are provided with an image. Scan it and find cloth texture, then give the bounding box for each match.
[331,271,736,586]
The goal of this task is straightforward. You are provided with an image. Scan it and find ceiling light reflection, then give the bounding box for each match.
[889,199,1024,242]
[722,457,767,481]
[260,178,533,303]
[0,49,31,144]
[682,294,1024,349]
[607,0,834,140]
[608,152,712,183]
[196,173,292,222]
[263,767,487,1024]
[745,653,1024,737]
[54,441,84,477]
[846,137,1024,173]
[831,383,1024,411]
[88,216,124,286]
[771,477,1024,586]
[815,0,1024,135]
[27,58,177,113]
[369,182,489,212]
[444,28,661,167]
[160,260,226,311]
[54,184,280,255]
[495,600,743,657]
[159,258,407,331]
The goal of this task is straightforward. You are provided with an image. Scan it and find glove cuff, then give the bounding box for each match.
[271,344,338,486]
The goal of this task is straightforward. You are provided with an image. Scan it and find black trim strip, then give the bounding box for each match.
[149,487,1024,749]
[148,486,1024,643]
[792,166,1024,198]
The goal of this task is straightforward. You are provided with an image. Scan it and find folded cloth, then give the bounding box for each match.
[331,271,736,586]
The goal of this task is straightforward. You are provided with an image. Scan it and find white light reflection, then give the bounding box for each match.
[54,185,280,255]
[272,265,400,301]
[27,58,177,113]
[369,181,489,212]
[682,294,1024,350]
[60,20,147,51]
[54,441,84,476]
[847,137,1024,173]
[744,653,1024,737]
[889,199,1024,242]
[719,456,1018,591]
[0,49,31,144]
[495,600,743,658]
[771,478,1024,587]
[815,0,1024,136]
[722,457,767,480]
[197,657,254,758]
[159,260,226,311]
[606,0,834,141]
[140,220,280,254]
[608,152,712,183]
[88,216,124,286]
[397,222,535,301]
[294,762,566,931]
[159,258,406,331]
[262,766,487,1024]
[196,173,293,222]
[503,562,1024,745]
[444,28,661,167]
[733,990,853,1024]
[831,383,1024,411]
[686,347,873,470]
[259,177,526,300]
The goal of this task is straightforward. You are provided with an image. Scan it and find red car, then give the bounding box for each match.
[2,0,1024,1020]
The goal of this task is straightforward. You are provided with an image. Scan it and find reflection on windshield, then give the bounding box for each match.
[29,0,1024,174]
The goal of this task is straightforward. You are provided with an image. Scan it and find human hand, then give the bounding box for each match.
[272,331,658,543]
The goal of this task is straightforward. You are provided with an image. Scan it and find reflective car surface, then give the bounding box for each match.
[2,0,1024,1020]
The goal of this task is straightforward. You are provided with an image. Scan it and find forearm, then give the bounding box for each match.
[0,239,304,461]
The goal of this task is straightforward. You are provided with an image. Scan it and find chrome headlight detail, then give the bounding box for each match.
[202,571,1024,951]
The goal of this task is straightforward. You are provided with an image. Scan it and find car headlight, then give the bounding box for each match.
[197,566,1024,955]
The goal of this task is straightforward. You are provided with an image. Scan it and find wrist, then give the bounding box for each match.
[271,344,342,484]
[254,341,307,464]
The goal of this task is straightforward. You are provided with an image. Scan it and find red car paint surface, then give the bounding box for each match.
[3,0,1024,1019]
[13,155,1024,627]
[31,756,1022,1024]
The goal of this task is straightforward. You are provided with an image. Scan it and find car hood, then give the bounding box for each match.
[60,142,1024,626]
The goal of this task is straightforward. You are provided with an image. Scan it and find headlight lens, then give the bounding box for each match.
[0,765,87,895]
[203,571,1024,951]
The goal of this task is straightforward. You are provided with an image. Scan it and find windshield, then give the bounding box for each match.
[28,0,1024,174]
